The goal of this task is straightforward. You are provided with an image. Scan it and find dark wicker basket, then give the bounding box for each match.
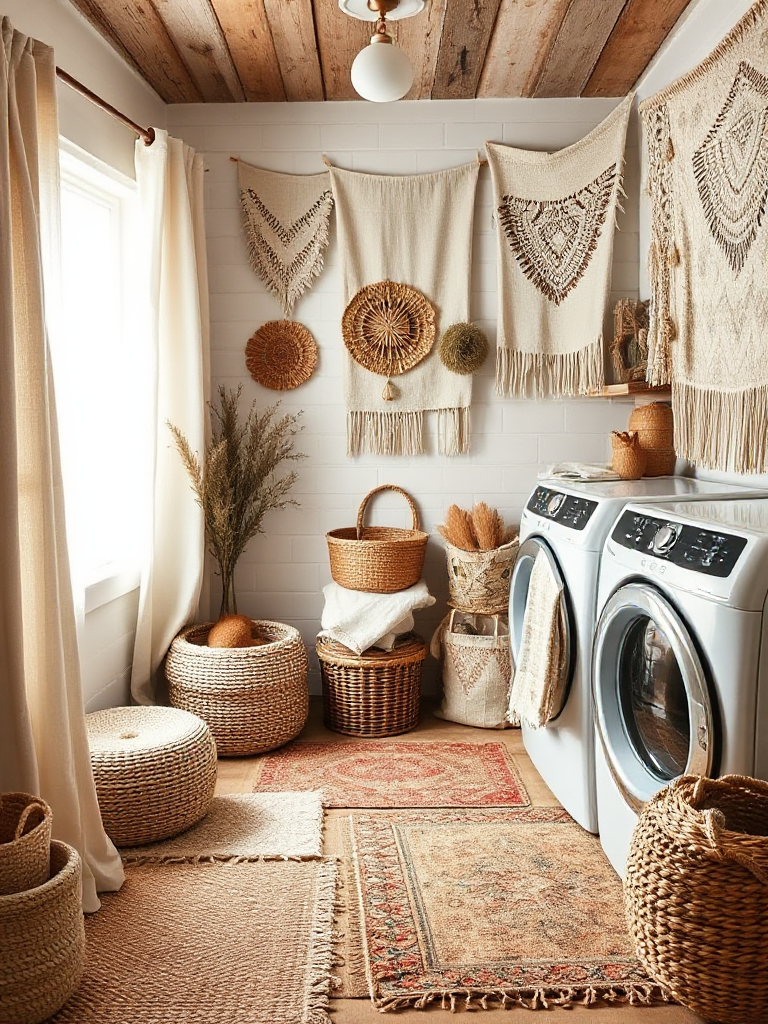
[317,633,426,737]
[625,774,768,1024]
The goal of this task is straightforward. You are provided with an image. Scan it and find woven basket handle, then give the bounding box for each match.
[13,799,48,840]
[687,776,768,885]
[356,485,421,539]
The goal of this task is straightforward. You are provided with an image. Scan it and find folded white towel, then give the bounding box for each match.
[541,462,620,481]
[319,580,435,655]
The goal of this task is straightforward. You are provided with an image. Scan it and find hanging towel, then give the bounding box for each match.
[509,551,568,729]
[329,163,479,456]
[319,579,435,655]
[487,94,632,399]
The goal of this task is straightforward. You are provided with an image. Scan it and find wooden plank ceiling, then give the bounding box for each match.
[66,0,693,103]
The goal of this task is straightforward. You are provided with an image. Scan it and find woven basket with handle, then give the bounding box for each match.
[326,485,428,593]
[625,774,768,1024]
[0,793,52,897]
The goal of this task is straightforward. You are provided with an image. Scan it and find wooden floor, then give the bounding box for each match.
[216,697,702,1023]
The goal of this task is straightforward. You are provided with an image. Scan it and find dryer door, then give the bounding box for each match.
[592,582,714,812]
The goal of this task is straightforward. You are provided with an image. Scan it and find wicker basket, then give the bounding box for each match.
[625,774,768,1024]
[326,485,428,593]
[317,632,426,737]
[0,793,52,896]
[445,537,519,614]
[611,430,647,480]
[432,611,513,729]
[628,402,675,476]
[0,840,85,1024]
[166,620,309,756]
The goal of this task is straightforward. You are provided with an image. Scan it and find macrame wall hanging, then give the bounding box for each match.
[641,0,768,473]
[329,162,479,457]
[487,93,632,400]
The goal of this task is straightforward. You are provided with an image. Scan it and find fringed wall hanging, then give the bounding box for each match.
[328,162,479,457]
[237,161,333,318]
[245,320,318,390]
[641,0,768,473]
[486,93,632,399]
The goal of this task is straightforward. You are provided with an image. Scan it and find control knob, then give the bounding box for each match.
[547,493,565,516]
[651,524,680,555]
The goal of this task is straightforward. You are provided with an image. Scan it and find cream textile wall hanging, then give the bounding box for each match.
[487,93,632,399]
[237,161,333,318]
[641,1,768,473]
[328,163,479,457]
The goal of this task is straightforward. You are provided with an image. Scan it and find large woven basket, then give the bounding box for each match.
[0,840,85,1024]
[445,536,519,614]
[166,620,309,756]
[317,632,426,737]
[628,402,675,476]
[326,485,428,593]
[0,793,52,896]
[625,774,768,1024]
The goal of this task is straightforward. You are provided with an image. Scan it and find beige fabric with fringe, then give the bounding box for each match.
[487,95,632,398]
[329,163,479,456]
[641,2,768,472]
[238,161,333,318]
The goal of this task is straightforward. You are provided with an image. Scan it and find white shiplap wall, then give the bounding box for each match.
[167,97,641,693]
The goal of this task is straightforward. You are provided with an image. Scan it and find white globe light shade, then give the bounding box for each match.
[351,40,414,102]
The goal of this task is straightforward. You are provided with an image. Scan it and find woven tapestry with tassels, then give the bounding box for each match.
[487,94,632,399]
[238,161,333,318]
[641,0,768,473]
[329,163,479,457]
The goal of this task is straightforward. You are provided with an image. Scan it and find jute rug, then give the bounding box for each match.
[253,740,529,808]
[120,792,324,862]
[50,858,338,1024]
[347,807,666,1011]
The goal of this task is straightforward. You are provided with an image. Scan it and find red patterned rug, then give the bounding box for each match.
[253,741,529,808]
[348,807,666,1011]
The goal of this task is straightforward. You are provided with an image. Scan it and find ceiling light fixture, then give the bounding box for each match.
[339,0,425,104]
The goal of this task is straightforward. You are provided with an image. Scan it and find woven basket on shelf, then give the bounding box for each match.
[0,793,52,897]
[317,632,426,737]
[445,536,519,614]
[0,840,85,1024]
[628,402,675,476]
[326,485,428,593]
[625,774,768,1024]
[166,620,309,756]
[611,430,647,480]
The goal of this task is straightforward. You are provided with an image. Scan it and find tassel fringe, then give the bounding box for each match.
[673,380,768,473]
[495,338,604,398]
[347,409,470,457]
[375,982,669,1013]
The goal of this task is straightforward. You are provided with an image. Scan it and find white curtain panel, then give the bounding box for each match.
[130,131,210,705]
[0,18,124,911]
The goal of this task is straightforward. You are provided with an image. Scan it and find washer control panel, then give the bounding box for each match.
[526,486,597,531]
[611,510,747,577]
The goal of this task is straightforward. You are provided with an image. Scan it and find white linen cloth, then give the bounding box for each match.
[319,580,435,655]
[541,462,620,481]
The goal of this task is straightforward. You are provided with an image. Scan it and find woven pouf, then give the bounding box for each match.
[625,774,768,1024]
[0,840,84,1024]
[86,706,217,846]
[166,620,309,756]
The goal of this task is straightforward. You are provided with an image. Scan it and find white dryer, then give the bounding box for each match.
[510,477,763,833]
[593,497,768,877]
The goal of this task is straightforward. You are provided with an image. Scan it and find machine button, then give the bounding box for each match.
[651,524,680,555]
[547,494,565,517]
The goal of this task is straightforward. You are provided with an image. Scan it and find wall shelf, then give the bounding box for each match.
[588,382,671,399]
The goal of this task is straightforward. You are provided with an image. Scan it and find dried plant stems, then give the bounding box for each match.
[438,502,506,551]
[437,504,478,551]
[471,502,504,550]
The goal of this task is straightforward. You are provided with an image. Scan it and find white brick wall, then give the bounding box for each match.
[168,97,641,694]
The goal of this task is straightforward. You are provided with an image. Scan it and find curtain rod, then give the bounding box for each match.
[55,67,155,147]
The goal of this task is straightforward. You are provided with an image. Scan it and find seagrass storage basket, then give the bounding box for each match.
[0,793,52,896]
[326,485,428,593]
[166,620,309,756]
[445,537,519,614]
[611,430,647,480]
[0,840,85,1024]
[628,402,675,476]
[317,632,426,737]
[625,774,768,1024]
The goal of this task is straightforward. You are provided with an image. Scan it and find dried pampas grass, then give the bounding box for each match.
[471,502,505,550]
[438,502,507,551]
[437,505,478,551]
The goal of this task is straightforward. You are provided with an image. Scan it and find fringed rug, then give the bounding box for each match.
[347,807,666,1012]
[253,740,529,808]
[120,792,324,862]
[50,858,338,1024]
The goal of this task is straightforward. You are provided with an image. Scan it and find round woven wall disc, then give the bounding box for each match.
[342,280,436,376]
[245,320,318,390]
[438,322,489,375]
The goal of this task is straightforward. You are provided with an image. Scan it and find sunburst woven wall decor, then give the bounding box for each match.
[341,280,436,377]
[245,320,318,391]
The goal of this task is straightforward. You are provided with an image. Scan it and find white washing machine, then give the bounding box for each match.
[593,497,768,877]
[510,477,764,834]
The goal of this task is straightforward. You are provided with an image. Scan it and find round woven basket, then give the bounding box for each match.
[0,793,52,896]
[166,620,309,756]
[611,430,647,480]
[342,280,436,376]
[317,633,426,737]
[326,485,428,593]
[245,320,318,390]
[0,840,85,1024]
[628,402,675,476]
[86,706,217,846]
[625,774,768,1024]
[445,537,519,614]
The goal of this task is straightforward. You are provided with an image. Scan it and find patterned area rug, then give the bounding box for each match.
[50,859,338,1024]
[253,741,529,808]
[347,808,666,1011]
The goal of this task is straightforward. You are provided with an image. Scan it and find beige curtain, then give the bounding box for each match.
[0,17,124,911]
[130,131,210,704]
